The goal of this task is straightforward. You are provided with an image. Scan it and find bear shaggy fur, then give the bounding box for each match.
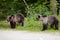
[6,13,24,28]
[36,15,59,31]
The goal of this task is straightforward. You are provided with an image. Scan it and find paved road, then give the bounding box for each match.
[0,30,60,40]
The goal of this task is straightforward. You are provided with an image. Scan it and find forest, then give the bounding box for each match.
[0,0,60,31]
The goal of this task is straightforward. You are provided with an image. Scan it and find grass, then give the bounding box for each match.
[0,15,60,32]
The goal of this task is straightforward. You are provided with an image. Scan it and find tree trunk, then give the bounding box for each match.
[57,1,60,15]
[50,0,57,15]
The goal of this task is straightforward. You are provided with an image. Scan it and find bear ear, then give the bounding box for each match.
[11,15,14,18]
[38,15,40,18]
[37,14,42,18]
[9,16,11,19]
[11,15,14,17]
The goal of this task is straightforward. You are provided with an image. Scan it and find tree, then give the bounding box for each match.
[50,0,57,15]
[23,0,29,16]
[56,0,60,15]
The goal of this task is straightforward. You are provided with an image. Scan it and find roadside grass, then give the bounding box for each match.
[0,15,60,32]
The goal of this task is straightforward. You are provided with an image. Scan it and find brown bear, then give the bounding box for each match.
[6,13,24,28]
[36,15,59,31]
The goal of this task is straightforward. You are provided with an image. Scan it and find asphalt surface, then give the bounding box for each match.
[0,30,60,40]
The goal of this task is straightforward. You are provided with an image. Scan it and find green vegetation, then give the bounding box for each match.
[0,0,60,20]
[0,15,60,32]
[0,0,60,32]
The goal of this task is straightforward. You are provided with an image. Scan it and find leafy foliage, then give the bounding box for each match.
[0,0,60,31]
